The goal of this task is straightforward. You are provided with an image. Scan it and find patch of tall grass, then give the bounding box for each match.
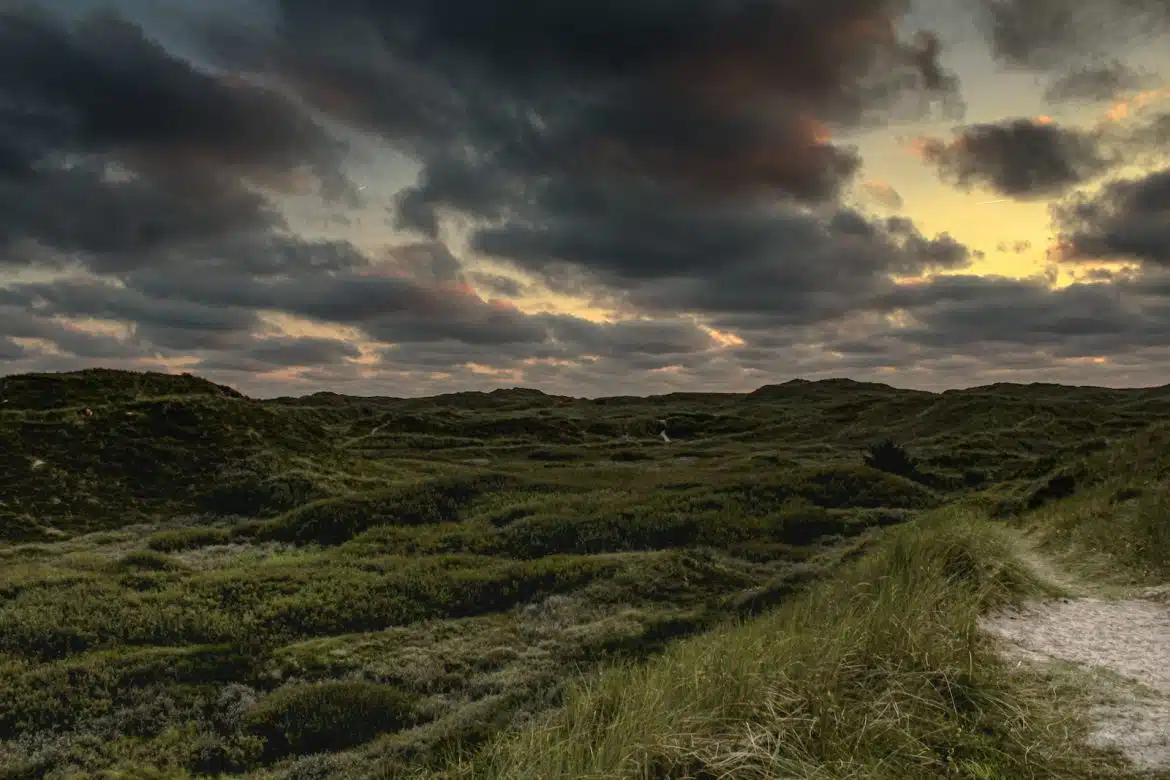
[421,509,1121,780]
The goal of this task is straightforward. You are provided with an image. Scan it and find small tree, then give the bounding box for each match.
[863,438,918,478]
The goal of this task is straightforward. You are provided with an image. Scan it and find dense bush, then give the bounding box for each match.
[0,645,256,738]
[0,511,52,543]
[245,680,419,760]
[257,474,521,545]
[863,438,919,478]
[197,473,330,517]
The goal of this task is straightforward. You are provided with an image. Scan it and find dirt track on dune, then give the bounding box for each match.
[979,539,1170,773]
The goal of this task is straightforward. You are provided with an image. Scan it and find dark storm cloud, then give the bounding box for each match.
[3,254,732,379]
[115,264,553,348]
[545,316,716,357]
[0,5,351,270]
[1043,60,1160,103]
[916,119,1114,198]
[0,337,26,360]
[195,0,970,303]
[373,242,466,285]
[0,8,345,185]
[862,272,1170,364]
[470,176,972,327]
[3,0,980,381]
[975,0,1170,70]
[173,235,369,277]
[15,0,1170,393]
[1053,167,1170,265]
[0,156,278,271]
[264,0,965,130]
[197,336,361,373]
[270,276,549,346]
[884,216,972,266]
[370,313,722,373]
[1,277,258,351]
[0,304,145,359]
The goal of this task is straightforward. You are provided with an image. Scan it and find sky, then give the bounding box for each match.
[1,0,1169,398]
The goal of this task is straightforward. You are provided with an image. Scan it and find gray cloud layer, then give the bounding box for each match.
[1043,59,1160,103]
[974,0,1170,70]
[2,0,1170,395]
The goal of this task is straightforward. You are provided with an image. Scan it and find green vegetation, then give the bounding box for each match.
[1019,421,1170,584]
[863,438,920,480]
[245,681,420,761]
[431,511,1114,780]
[1,368,1167,778]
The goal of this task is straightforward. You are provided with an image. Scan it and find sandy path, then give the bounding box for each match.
[979,535,1170,773]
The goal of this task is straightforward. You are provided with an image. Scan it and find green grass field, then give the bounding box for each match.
[1,368,1167,779]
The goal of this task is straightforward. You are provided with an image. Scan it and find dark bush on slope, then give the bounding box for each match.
[863,438,919,478]
[255,474,533,545]
[245,680,420,760]
[197,472,333,518]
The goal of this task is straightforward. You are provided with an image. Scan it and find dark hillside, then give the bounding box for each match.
[0,368,243,410]
[1,380,330,538]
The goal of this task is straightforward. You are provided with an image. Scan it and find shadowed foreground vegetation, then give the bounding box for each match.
[424,512,1112,780]
[1,369,1168,778]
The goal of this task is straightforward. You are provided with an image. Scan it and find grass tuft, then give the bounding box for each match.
[245,680,420,761]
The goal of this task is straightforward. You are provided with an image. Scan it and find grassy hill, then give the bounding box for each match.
[0,369,1167,778]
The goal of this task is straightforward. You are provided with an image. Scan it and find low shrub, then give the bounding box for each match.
[863,438,919,478]
[148,527,231,552]
[245,680,419,760]
[257,475,518,546]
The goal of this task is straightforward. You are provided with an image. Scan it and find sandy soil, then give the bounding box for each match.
[979,543,1170,773]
